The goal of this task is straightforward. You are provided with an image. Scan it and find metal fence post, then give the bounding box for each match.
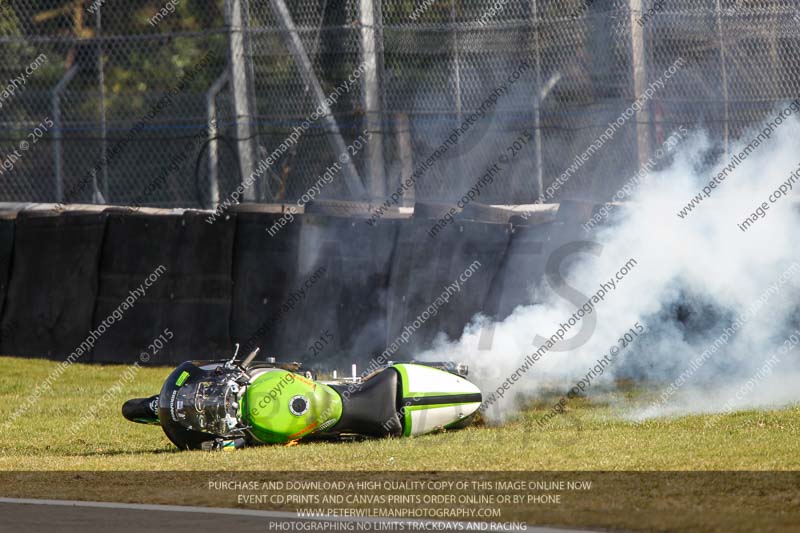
[96,6,109,202]
[450,0,464,188]
[532,0,544,202]
[52,65,79,204]
[628,0,652,171]
[715,0,730,156]
[226,0,259,202]
[359,0,386,199]
[206,72,230,208]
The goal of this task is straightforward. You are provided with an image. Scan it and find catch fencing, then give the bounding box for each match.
[0,0,799,208]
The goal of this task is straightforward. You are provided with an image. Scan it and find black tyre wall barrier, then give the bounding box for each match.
[0,208,561,366]
[1,212,107,359]
[484,201,602,328]
[231,212,399,367]
[385,213,511,359]
[92,211,236,364]
[0,216,17,348]
[483,223,551,322]
[287,215,399,366]
[230,212,304,359]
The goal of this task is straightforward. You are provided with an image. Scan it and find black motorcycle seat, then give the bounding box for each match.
[330,368,402,437]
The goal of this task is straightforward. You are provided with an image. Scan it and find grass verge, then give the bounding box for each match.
[1,356,798,531]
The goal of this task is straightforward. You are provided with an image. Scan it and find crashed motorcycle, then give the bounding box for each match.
[122,346,482,450]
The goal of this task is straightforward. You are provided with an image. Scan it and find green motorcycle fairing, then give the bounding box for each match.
[243,370,343,444]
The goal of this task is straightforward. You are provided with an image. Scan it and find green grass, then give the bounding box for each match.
[1,356,799,532]
[0,357,800,471]
[1,356,798,471]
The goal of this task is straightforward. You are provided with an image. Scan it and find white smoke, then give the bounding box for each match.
[418,113,800,422]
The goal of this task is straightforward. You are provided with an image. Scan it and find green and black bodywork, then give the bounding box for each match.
[122,357,482,450]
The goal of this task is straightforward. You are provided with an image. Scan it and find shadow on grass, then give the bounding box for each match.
[73,447,179,458]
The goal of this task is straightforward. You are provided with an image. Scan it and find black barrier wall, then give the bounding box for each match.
[0,206,589,366]
[230,212,304,359]
[483,201,600,335]
[285,215,400,365]
[93,212,236,364]
[2,212,107,359]
[231,212,401,367]
[0,216,16,349]
[386,214,511,359]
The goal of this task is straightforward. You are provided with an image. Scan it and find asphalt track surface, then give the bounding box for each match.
[0,498,599,533]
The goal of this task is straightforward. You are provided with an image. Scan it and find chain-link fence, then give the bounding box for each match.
[0,1,799,208]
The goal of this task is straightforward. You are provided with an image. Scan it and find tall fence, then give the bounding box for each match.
[0,0,799,208]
